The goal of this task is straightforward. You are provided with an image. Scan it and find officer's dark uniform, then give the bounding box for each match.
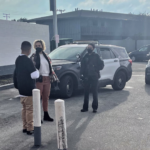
[81,51,104,112]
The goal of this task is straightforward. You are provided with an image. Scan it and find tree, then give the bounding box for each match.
[11,18,28,22]
[17,18,28,22]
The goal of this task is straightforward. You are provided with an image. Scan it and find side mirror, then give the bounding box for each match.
[76,54,81,61]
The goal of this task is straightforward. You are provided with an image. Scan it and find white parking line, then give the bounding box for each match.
[132,75,144,76]
[14,95,20,98]
[125,86,133,89]
[107,85,133,89]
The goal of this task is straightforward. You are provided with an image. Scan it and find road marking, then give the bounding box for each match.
[132,75,144,76]
[9,98,13,101]
[125,86,133,89]
[14,95,20,98]
[138,118,143,120]
[107,85,133,89]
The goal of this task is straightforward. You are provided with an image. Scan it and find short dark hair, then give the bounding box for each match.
[21,41,31,51]
[88,43,95,49]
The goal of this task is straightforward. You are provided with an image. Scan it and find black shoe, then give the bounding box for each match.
[81,109,88,112]
[41,120,43,124]
[44,112,54,122]
[27,130,34,135]
[22,129,27,133]
[93,110,97,113]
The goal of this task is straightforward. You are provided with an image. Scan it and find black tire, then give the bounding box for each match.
[145,78,150,84]
[112,71,126,91]
[59,75,74,98]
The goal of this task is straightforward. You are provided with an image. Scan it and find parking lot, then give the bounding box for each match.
[1,62,150,150]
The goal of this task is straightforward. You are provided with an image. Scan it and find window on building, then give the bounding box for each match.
[93,20,98,26]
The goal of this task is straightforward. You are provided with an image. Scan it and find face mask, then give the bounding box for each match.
[87,48,93,53]
[36,47,43,53]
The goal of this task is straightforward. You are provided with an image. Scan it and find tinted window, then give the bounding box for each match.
[49,47,85,61]
[112,47,129,59]
[100,48,112,59]
[139,46,148,52]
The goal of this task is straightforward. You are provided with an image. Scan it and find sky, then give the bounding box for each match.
[0,0,150,20]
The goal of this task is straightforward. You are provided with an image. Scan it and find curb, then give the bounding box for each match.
[0,83,14,91]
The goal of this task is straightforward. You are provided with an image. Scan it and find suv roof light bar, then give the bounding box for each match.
[73,41,98,44]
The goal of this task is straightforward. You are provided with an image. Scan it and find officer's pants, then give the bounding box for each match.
[83,76,98,110]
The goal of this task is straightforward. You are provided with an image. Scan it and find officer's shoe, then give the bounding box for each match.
[93,110,97,113]
[27,130,34,135]
[81,109,88,112]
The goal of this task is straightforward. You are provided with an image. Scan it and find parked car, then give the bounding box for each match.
[145,60,150,84]
[49,44,132,98]
[129,45,150,62]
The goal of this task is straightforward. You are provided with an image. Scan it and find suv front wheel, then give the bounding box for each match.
[59,75,74,98]
[112,71,126,90]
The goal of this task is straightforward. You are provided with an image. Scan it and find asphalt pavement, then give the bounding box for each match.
[0,62,150,150]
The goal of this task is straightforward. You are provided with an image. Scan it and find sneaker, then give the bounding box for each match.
[22,129,27,133]
[81,109,88,112]
[41,120,43,124]
[93,110,97,113]
[27,130,34,135]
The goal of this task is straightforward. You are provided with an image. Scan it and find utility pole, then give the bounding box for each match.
[50,0,59,48]
[3,14,10,20]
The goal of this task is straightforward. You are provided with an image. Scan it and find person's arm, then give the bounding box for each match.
[13,69,18,89]
[80,56,85,76]
[26,58,39,79]
[47,55,59,81]
[96,55,104,70]
[31,69,39,79]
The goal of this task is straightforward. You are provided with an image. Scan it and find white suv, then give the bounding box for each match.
[49,44,132,98]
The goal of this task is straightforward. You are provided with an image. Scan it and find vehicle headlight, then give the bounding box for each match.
[53,66,62,71]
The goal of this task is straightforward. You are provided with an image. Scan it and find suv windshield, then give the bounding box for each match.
[49,46,86,61]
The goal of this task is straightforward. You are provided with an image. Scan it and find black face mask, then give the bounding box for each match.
[36,48,43,54]
[87,48,93,53]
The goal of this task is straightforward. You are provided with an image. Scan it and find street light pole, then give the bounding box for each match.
[50,0,59,48]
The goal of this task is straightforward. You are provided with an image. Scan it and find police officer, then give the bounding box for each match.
[80,43,104,113]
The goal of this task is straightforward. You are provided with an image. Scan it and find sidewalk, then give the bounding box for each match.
[0,88,19,101]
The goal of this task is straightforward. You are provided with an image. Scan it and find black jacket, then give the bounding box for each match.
[13,55,36,96]
[81,52,104,78]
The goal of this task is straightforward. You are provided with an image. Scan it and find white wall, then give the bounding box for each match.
[0,19,50,67]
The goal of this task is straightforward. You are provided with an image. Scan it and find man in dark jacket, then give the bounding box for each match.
[13,41,39,135]
[80,43,104,113]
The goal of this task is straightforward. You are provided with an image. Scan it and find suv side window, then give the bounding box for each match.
[99,48,113,59]
[112,47,128,59]
[93,48,98,54]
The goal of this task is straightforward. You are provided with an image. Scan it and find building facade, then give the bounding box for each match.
[29,10,150,42]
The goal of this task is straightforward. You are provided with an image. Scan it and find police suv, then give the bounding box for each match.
[49,42,132,98]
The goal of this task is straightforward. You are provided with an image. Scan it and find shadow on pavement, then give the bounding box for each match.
[47,88,129,150]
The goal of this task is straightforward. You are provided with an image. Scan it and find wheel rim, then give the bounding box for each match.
[131,56,135,62]
[66,79,73,96]
[117,75,125,88]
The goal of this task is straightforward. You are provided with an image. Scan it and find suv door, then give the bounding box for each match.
[97,47,120,81]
